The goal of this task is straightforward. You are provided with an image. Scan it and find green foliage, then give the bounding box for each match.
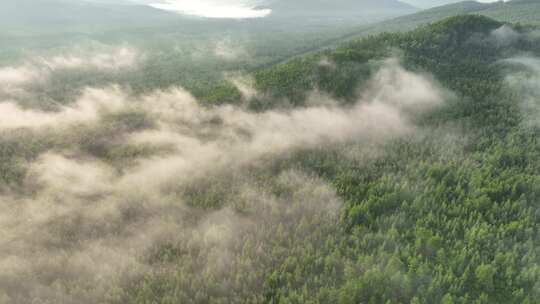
[4,13,540,304]
[202,83,243,106]
[115,15,540,302]
[192,15,540,304]
[0,129,53,189]
[255,57,317,104]
[330,0,540,45]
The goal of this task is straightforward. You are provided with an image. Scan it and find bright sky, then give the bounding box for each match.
[149,0,271,18]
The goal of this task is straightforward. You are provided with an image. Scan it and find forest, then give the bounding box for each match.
[1,1,540,303]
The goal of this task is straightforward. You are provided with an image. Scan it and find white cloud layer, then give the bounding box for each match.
[149,0,271,18]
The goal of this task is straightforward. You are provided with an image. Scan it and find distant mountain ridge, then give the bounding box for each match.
[402,0,468,9]
[0,0,419,35]
[329,0,540,46]
[266,0,417,19]
[0,0,179,34]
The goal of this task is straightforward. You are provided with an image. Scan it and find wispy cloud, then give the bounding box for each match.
[502,56,540,127]
[0,57,445,303]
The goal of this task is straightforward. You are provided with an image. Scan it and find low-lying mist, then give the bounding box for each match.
[0,48,445,303]
[503,56,540,127]
[494,25,540,128]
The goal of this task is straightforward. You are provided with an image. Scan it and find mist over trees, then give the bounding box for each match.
[1,1,540,303]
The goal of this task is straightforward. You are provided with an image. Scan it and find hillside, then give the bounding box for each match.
[481,0,540,25]
[0,0,180,35]
[2,9,540,303]
[3,3,540,303]
[228,15,540,303]
[336,0,540,43]
[0,0,421,97]
[404,0,470,9]
[0,0,417,36]
[0,0,420,65]
[267,0,417,21]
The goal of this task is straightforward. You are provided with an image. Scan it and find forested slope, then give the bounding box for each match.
[0,0,416,102]
[267,0,416,20]
[481,0,540,25]
[125,15,540,303]
[331,0,540,44]
[2,13,540,304]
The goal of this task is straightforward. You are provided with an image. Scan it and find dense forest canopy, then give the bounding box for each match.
[1,1,540,303]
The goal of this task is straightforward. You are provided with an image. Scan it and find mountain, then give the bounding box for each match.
[0,0,420,37]
[356,1,490,35]
[4,1,540,300]
[328,0,540,46]
[266,0,417,21]
[0,0,421,69]
[481,0,540,25]
[401,0,469,9]
[241,15,540,304]
[0,0,180,35]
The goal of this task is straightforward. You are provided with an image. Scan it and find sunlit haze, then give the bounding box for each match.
[149,0,272,18]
